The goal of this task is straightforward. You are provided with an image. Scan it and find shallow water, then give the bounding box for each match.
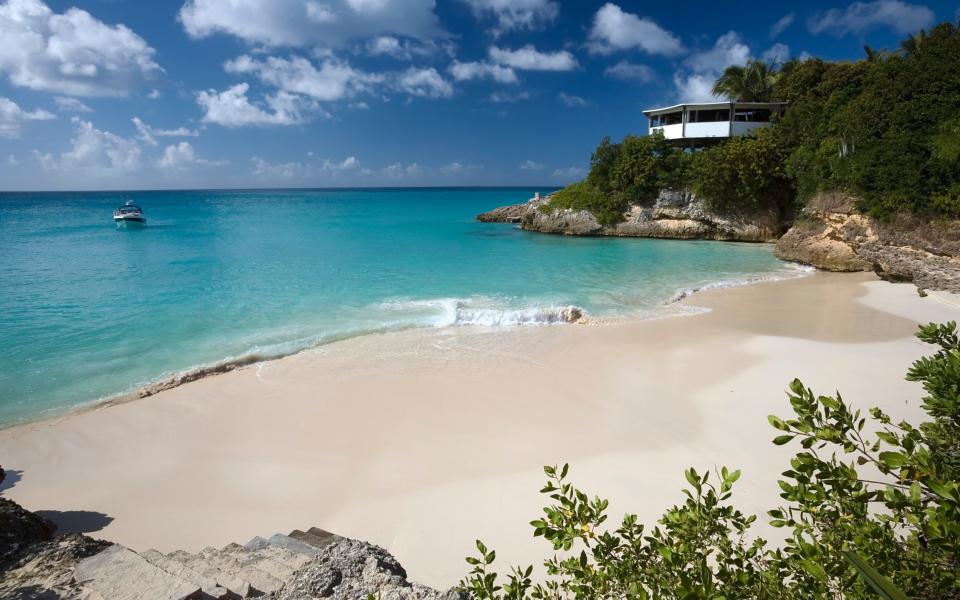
[0,188,799,424]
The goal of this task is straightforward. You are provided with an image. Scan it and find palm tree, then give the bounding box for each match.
[711,60,779,102]
[899,29,929,55]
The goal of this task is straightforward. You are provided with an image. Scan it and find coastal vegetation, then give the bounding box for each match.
[462,322,960,599]
[549,21,960,224]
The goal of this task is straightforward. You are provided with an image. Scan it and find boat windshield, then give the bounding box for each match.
[119,205,142,213]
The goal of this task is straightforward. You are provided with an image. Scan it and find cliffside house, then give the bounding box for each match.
[643,102,786,148]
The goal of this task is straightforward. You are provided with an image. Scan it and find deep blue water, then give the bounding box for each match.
[0,188,798,425]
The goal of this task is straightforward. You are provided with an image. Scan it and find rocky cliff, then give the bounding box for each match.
[477,190,783,242]
[774,192,960,292]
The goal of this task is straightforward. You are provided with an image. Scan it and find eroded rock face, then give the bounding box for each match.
[774,192,960,292]
[278,539,467,600]
[478,190,783,242]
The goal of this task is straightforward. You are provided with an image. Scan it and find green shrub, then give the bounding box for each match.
[691,129,791,214]
[462,322,960,599]
[547,181,627,226]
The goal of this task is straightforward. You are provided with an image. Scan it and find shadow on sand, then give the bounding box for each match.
[33,510,114,534]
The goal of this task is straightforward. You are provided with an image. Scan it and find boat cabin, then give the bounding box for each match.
[642,102,786,147]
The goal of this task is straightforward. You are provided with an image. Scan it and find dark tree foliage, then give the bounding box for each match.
[773,22,960,219]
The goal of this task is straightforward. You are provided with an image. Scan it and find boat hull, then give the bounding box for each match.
[114,217,146,228]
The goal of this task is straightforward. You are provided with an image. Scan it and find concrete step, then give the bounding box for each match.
[245,533,318,558]
[140,549,236,599]
[72,544,203,600]
[198,546,283,596]
[165,550,252,598]
[287,527,341,552]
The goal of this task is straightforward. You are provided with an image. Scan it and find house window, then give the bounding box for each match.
[733,109,773,122]
[660,111,683,126]
[689,109,730,123]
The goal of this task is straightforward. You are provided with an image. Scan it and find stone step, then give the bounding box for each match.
[140,549,236,599]
[73,544,203,600]
[287,527,341,552]
[245,533,319,558]
[198,546,284,596]
[227,541,312,578]
[218,542,302,583]
[165,550,252,598]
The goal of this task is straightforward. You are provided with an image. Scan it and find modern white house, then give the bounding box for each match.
[642,102,786,146]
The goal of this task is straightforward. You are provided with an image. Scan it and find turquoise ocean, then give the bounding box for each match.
[0,188,803,425]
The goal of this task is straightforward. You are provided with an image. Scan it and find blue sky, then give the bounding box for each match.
[0,0,957,190]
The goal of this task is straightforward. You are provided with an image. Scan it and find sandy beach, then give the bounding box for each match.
[1,271,958,589]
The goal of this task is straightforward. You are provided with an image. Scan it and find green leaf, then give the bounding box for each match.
[844,552,911,600]
[768,415,789,431]
[879,451,908,468]
[773,435,794,445]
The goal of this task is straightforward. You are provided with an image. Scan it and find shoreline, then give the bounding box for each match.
[0,261,812,431]
[2,271,957,590]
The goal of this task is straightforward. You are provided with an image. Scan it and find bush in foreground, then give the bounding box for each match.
[461,323,960,599]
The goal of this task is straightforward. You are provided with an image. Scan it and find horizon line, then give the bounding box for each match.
[0,185,564,194]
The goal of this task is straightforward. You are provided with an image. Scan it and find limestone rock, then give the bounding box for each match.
[277,538,467,600]
[0,497,56,565]
[775,191,960,292]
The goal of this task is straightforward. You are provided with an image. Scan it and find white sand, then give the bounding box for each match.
[1,272,957,589]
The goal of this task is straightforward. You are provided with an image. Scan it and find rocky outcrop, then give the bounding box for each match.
[478,190,784,242]
[279,539,466,600]
[0,494,462,600]
[775,192,960,292]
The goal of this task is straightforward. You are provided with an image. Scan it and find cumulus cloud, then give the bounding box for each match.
[178,0,444,48]
[251,156,303,179]
[0,0,161,97]
[396,67,453,98]
[197,83,313,127]
[132,117,200,147]
[674,32,751,102]
[35,117,140,175]
[519,159,543,170]
[587,3,683,56]
[461,0,559,35]
[762,43,791,64]
[225,54,383,101]
[553,166,585,179]
[770,12,795,38]
[0,96,54,138]
[558,92,588,107]
[449,60,517,83]
[489,90,530,103]
[809,1,935,35]
[54,97,92,113]
[365,35,453,60]
[488,45,578,71]
[157,141,227,170]
[604,60,655,82]
[381,161,421,178]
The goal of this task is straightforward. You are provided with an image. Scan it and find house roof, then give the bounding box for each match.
[642,101,787,117]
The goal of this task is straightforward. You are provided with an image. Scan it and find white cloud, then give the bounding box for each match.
[251,156,303,179]
[438,161,481,175]
[449,60,517,83]
[587,3,683,56]
[197,83,312,127]
[179,0,444,48]
[809,1,935,35]
[462,0,559,35]
[132,117,200,147]
[0,0,160,97]
[157,141,227,170]
[488,45,578,71]
[226,54,383,102]
[674,32,751,102]
[6,153,16,165]
[319,155,360,171]
[770,12,795,38]
[381,161,421,178]
[604,60,655,82]
[396,67,453,98]
[558,92,588,107]
[762,43,791,64]
[36,117,140,176]
[54,96,92,113]
[519,159,543,170]
[0,96,54,138]
[365,35,453,60]
[489,90,530,103]
[553,166,585,180]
